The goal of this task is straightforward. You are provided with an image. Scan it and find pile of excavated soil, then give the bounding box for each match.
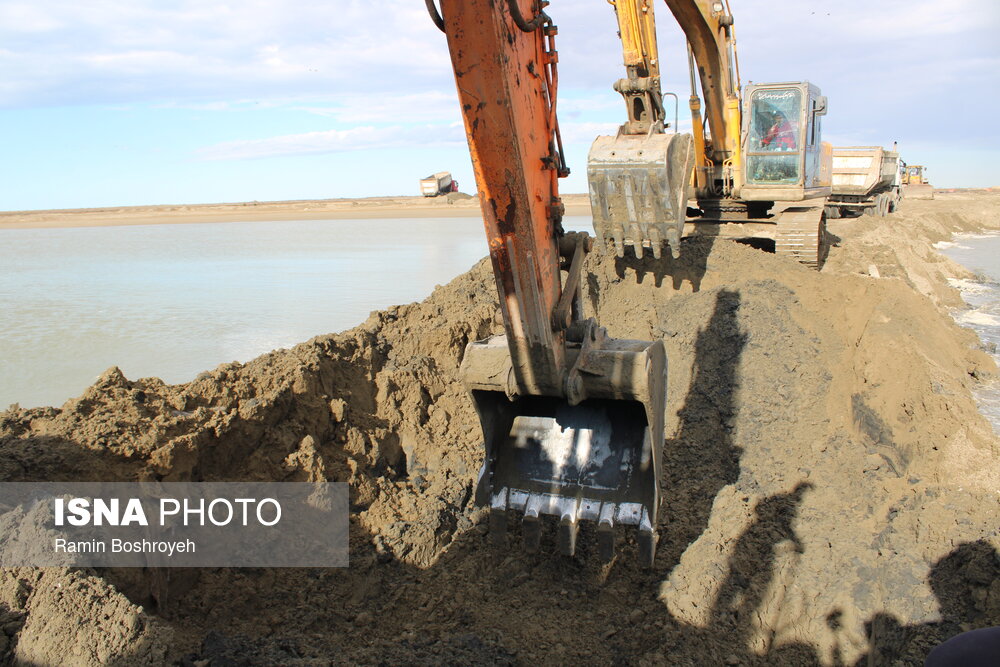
[1,193,999,665]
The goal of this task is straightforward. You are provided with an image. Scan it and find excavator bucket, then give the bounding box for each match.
[461,332,667,565]
[588,131,695,259]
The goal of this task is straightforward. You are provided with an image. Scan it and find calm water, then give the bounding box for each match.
[937,232,1000,430]
[0,216,591,408]
[11,216,994,421]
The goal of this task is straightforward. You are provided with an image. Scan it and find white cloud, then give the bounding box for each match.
[198,122,466,161]
[0,0,455,108]
[558,121,620,145]
[292,91,462,125]
[1,0,997,194]
[4,0,994,122]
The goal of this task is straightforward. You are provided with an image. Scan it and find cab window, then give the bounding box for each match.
[746,88,802,184]
[748,89,801,152]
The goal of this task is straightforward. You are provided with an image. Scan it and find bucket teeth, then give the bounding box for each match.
[612,228,626,258]
[637,507,658,568]
[522,515,541,553]
[597,499,617,561]
[648,227,663,260]
[597,503,616,561]
[489,508,507,546]
[629,223,644,259]
[485,491,659,563]
[558,516,579,557]
[597,520,615,562]
[523,494,543,553]
[638,529,658,568]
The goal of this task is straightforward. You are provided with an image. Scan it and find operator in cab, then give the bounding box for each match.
[762,110,797,150]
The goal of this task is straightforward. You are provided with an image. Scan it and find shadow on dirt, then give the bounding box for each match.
[613,236,715,292]
[709,482,816,657]
[657,288,744,573]
[847,540,1000,666]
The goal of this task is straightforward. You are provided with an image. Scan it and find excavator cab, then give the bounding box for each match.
[741,82,831,202]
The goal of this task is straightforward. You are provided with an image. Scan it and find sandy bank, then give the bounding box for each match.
[0,193,593,230]
[0,191,999,665]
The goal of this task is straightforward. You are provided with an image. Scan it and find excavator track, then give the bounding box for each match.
[775,206,826,269]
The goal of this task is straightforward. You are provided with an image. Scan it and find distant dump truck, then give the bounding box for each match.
[902,164,934,200]
[826,146,902,218]
[419,172,458,197]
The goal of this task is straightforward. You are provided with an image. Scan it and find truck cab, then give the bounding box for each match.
[740,81,831,202]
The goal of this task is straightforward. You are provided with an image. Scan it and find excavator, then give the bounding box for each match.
[423,0,830,565]
[590,0,833,268]
[902,164,935,200]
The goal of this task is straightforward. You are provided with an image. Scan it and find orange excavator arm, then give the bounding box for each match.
[436,0,568,397]
[428,0,669,564]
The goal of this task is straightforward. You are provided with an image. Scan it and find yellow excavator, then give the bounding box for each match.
[902,164,935,199]
[590,0,833,268]
[423,0,831,565]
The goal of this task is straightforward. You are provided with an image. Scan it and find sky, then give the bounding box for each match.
[1,0,998,211]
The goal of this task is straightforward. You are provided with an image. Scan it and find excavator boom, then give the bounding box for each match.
[663,0,742,180]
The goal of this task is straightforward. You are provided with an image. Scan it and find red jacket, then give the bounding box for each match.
[763,120,796,149]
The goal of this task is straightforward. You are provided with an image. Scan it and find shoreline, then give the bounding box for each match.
[0,193,593,230]
[3,189,993,232]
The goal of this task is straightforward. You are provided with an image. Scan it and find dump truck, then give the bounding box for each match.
[825,145,902,218]
[419,171,456,197]
[902,164,934,199]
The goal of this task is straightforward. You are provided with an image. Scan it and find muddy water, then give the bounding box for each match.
[0,216,592,408]
[937,232,1000,430]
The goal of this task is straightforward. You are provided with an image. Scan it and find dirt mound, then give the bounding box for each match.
[0,567,171,665]
[1,194,999,664]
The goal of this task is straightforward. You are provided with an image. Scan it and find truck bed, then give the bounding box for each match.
[830,146,899,197]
